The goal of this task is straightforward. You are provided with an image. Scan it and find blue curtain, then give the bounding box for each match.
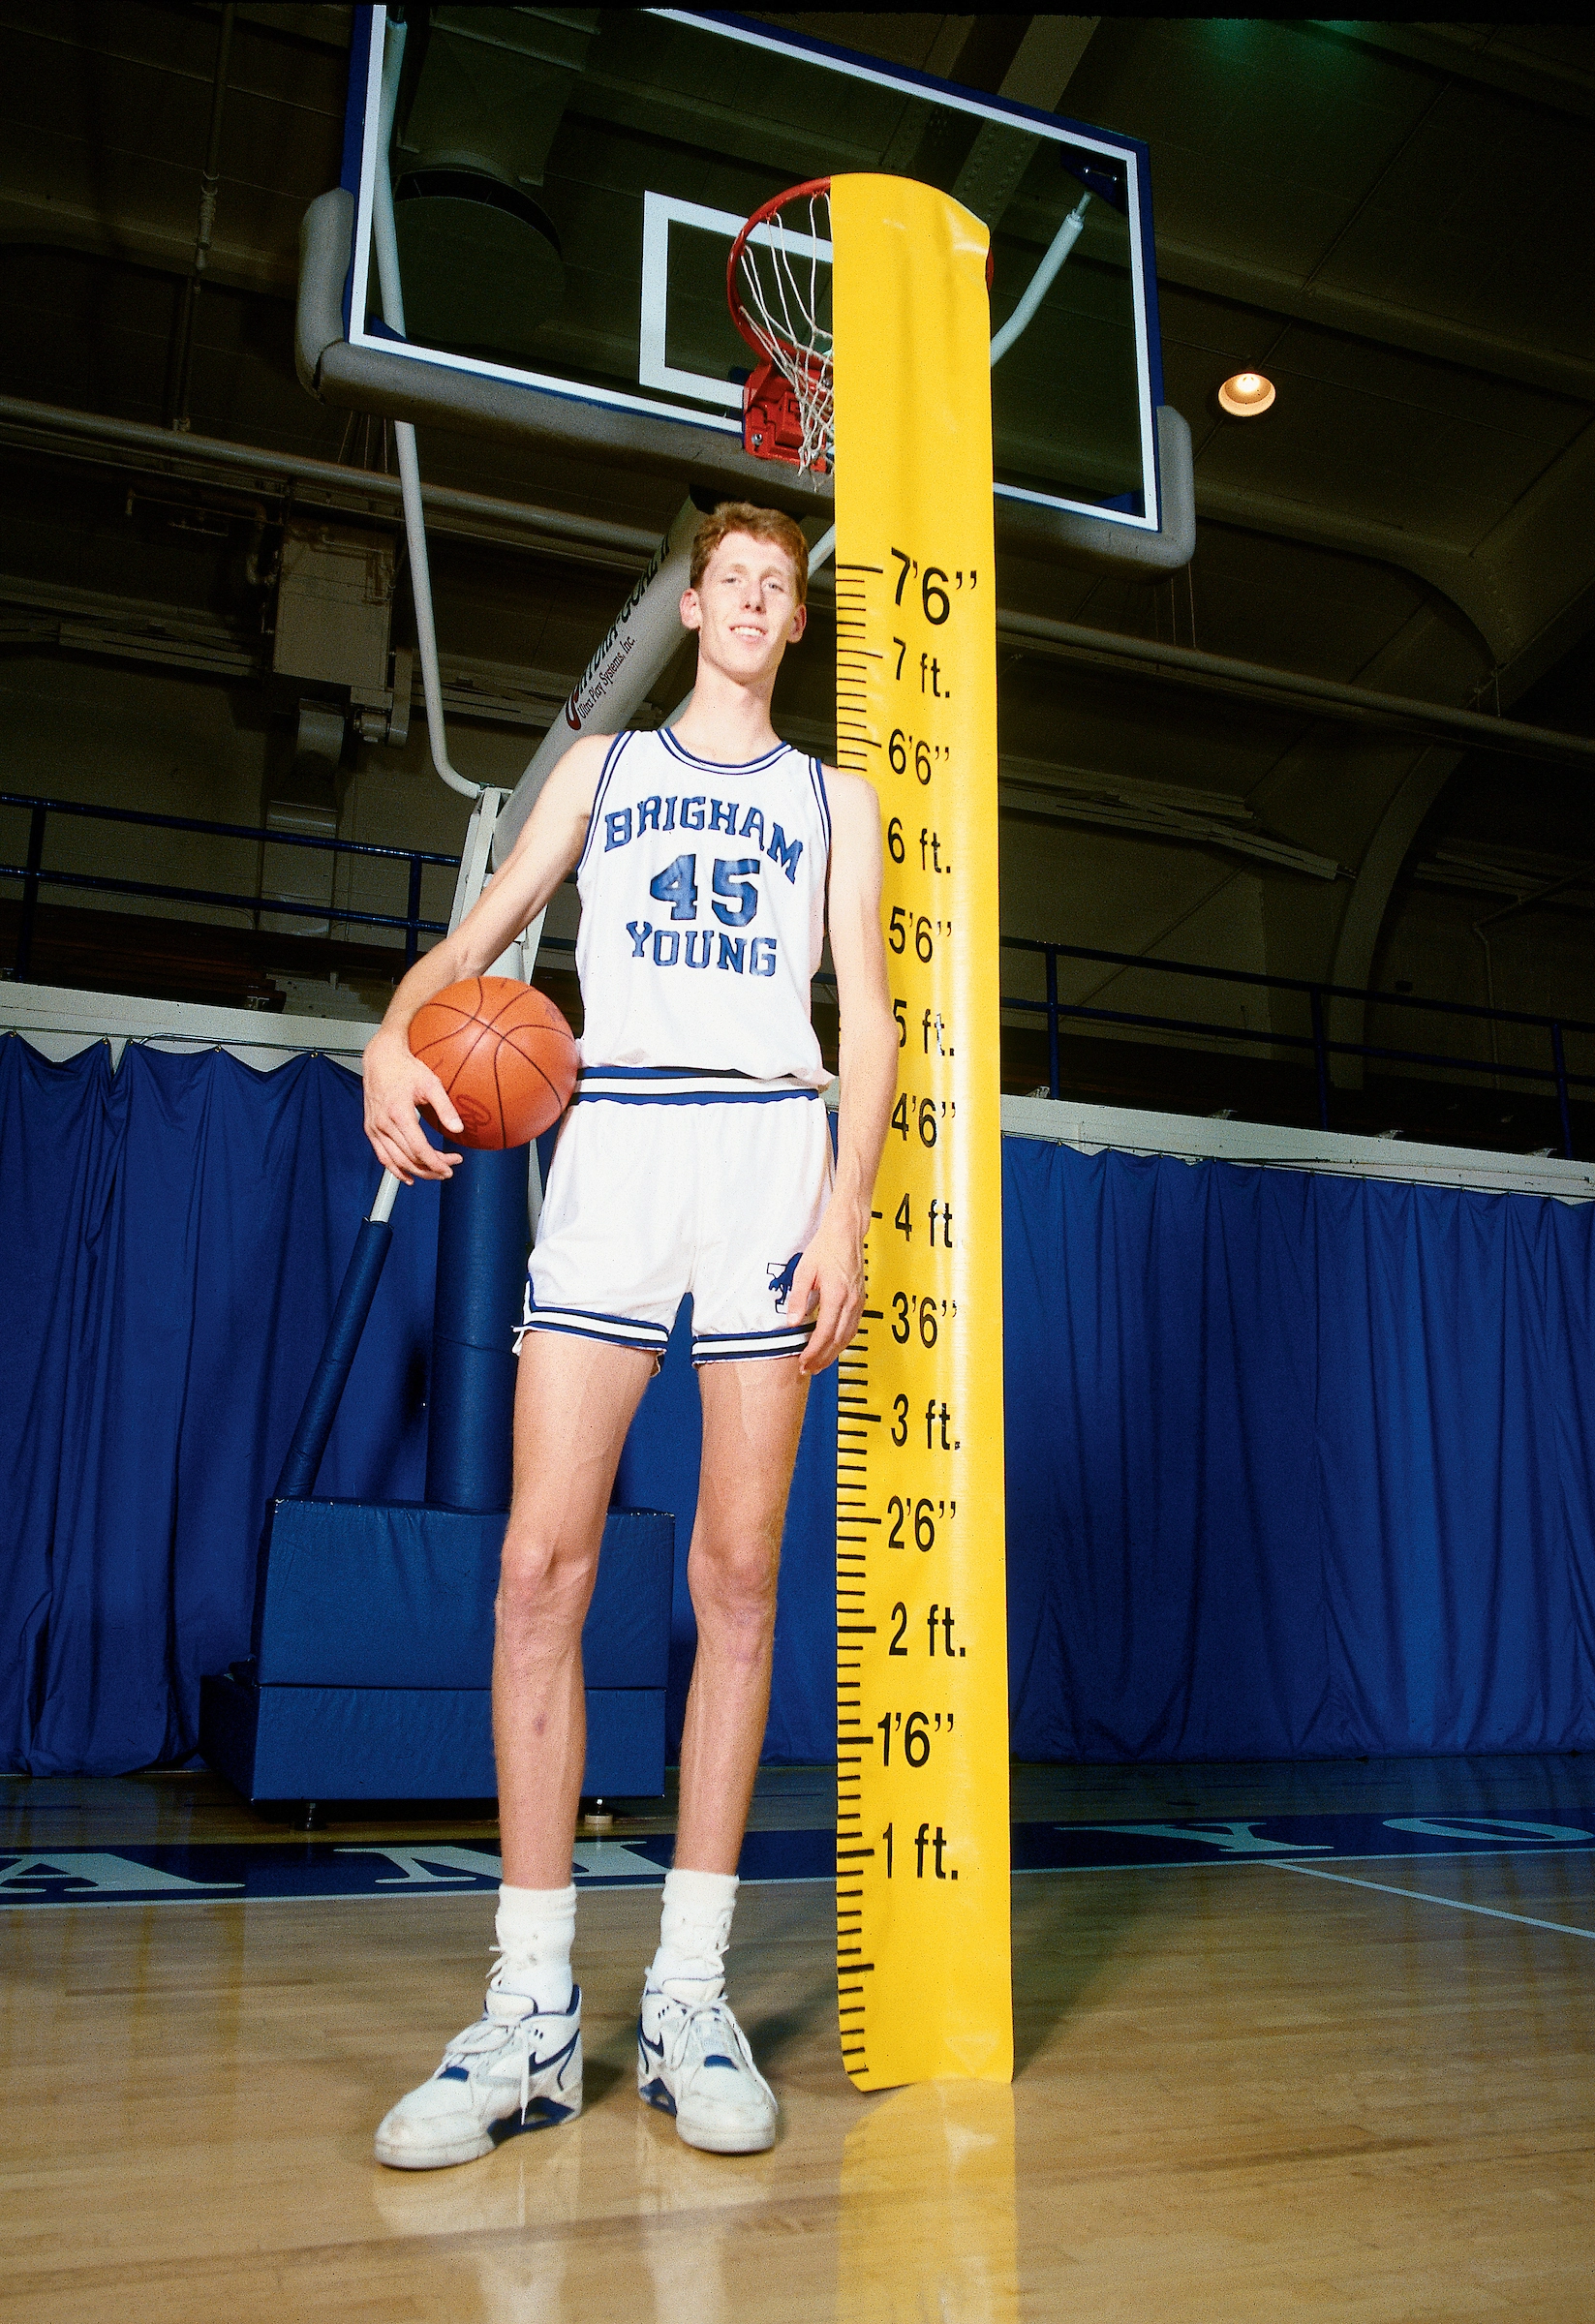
[7,1033,1594,1774]
[1,1038,437,1775]
[1002,1140,1595,1759]
[0,1036,832,1774]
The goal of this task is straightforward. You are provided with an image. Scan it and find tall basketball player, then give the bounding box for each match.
[361,505,897,2164]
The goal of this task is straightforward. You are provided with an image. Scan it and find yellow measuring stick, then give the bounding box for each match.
[831,173,1012,2090]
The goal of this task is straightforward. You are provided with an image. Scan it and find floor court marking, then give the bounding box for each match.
[3,1817,1592,1909]
[1271,1858,1595,1941]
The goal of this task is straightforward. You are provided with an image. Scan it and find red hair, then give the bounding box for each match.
[690,503,809,604]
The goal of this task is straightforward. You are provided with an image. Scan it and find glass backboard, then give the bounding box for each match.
[340,7,1167,535]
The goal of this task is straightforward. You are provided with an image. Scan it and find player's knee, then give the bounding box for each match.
[692,1534,779,1639]
[496,1530,596,1640]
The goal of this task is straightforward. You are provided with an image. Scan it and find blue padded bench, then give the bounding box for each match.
[199,1498,673,1803]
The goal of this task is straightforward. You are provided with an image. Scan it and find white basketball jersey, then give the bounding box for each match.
[572,726,832,1087]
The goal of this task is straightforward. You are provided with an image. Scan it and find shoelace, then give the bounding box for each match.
[658,1997,769,2097]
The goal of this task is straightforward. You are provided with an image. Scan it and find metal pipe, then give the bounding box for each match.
[392,424,483,800]
[0,394,659,563]
[997,611,1595,769]
[1472,921,1501,1087]
[493,497,704,867]
[1045,947,1059,1099]
[1475,863,1595,933]
[1002,993,1594,1092]
[6,393,1595,767]
[369,19,482,803]
[274,1208,394,1500]
[15,803,46,980]
[1000,932,1595,1032]
[991,196,1090,368]
[1467,866,1595,1094]
[423,1140,527,1514]
[405,855,424,967]
[1309,989,1331,1129]
[1552,1023,1575,1159]
[166,3,236,433]
[1,859,447,939]
[0,787,458,866]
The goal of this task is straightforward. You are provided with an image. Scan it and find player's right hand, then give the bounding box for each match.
[362,1028,465,1184]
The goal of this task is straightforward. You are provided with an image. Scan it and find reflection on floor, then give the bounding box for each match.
[3,1757,1592,2321]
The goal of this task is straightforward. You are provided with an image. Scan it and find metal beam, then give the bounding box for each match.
[1190,479,1510,663]
[5,394,1593,768]
[1154,234,1595,405]
[1313,21,1595,127]
[0,393,658,570]
[0,193,296,299]
[998,17,1100,110]
[997,765,1342,880]
[997,611,1595,768]
[4,374,1523,668]
[0,576,576,731]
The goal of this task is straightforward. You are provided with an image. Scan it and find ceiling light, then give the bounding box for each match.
[1218,371,1275,417]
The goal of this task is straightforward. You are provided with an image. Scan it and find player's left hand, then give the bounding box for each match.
[790,1210,867,1374]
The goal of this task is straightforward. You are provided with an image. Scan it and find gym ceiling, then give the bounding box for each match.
[1,6,1592,1012]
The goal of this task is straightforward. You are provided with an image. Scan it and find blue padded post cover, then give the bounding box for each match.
[200,1671,665,1800]
[275,1215,393,1500]
[208,1499,674,1799]
[424,1149,529,1512]
[251,1499,672,1689]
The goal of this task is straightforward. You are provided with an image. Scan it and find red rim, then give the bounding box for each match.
[726,176,995,355]
[726,176,833,360]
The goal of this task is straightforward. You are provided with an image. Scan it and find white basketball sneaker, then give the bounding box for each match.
[375,1984,582,2170]
[636,1985,778,2154]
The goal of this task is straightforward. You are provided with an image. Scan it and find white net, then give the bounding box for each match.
[731,186,834,476]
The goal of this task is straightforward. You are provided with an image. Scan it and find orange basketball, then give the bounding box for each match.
[408,976,578,1150]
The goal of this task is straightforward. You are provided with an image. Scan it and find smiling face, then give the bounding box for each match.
[680,530,807,687]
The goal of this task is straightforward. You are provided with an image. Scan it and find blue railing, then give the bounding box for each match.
[4,794,1588,1158]
[1,792,460,972]
[1001,936,1592,1160]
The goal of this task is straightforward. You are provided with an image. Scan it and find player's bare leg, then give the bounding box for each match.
[638,1354,809,2153]
[375,1330,652,2168]
[675,1355,810,1870]
[495,1330,657,1885]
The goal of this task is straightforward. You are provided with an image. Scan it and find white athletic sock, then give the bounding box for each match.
[489,1882,576,2017]
[646,1866,739,2003]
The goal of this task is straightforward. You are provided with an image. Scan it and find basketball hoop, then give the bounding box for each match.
[727,178,833,477]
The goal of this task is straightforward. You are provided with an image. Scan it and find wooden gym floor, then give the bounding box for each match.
[3,1756,1593,2322]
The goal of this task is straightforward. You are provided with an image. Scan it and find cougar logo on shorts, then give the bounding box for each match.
[767,1253,803,1311]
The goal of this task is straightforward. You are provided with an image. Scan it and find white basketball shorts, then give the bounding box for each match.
[517,1068,834,1366]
